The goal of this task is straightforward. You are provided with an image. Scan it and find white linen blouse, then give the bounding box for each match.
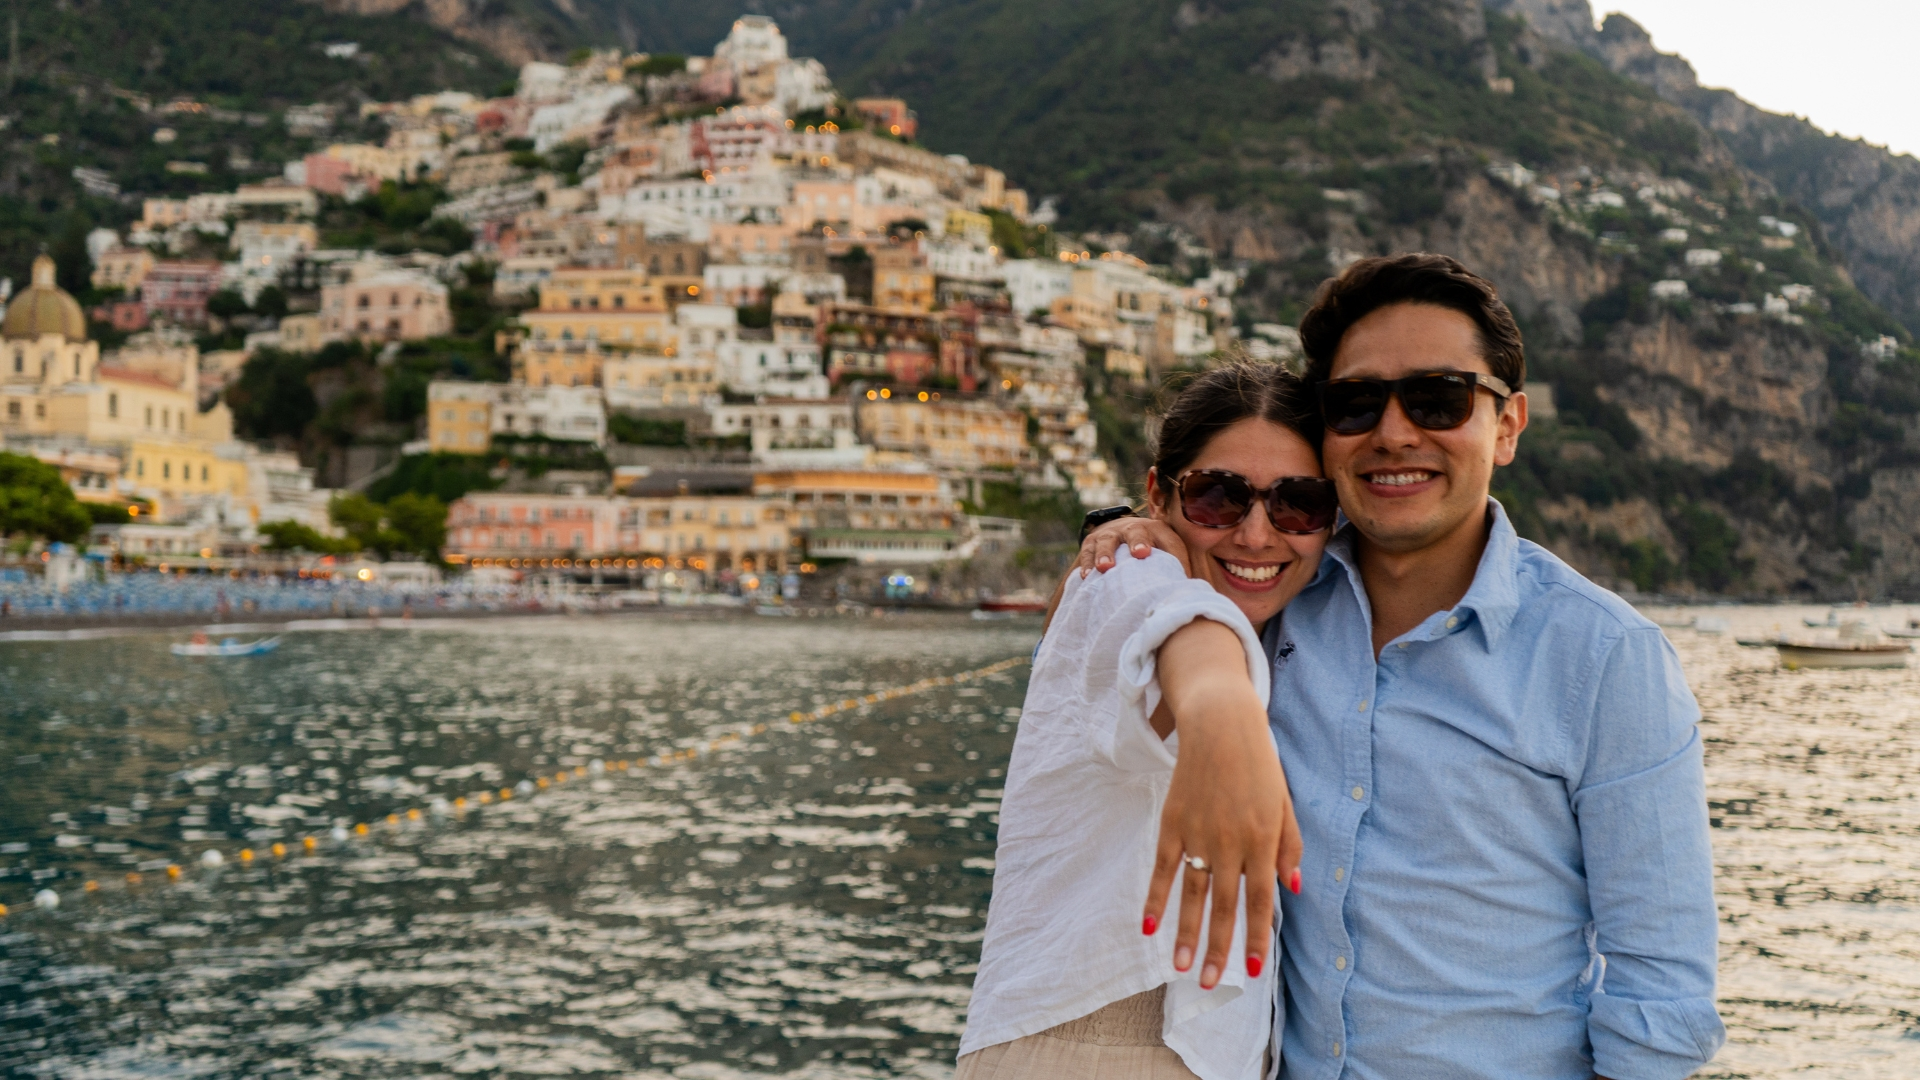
[960,550,1281,1080]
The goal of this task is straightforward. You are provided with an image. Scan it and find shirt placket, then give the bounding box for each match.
[1322,596,1381,1071]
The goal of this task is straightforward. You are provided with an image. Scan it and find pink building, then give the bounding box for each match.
[140,261,223,327]
[320,271,453,342]
[302,153,363,197]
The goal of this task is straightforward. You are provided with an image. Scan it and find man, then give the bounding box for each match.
[1078,253,1724,1078]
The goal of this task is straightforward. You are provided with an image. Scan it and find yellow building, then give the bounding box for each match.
[520,266,675,347]
[944,208,993,247]
[0,255,239,518]
[872,246,935,312]
[91,248,156,294]
[603,353,718,408]
[426,382,497,453]
[753,468,960,563]
[516,340,605,387]
[855,397,1029,469]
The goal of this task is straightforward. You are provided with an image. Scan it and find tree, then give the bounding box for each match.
[384,493,447,557]
[207,288,251,320]
[226,349,317,441]
[0,452,92,542]
[328,492,387,551]
[253,285,289,320]
[260,519,356,555]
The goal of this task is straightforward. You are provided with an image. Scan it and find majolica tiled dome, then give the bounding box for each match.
[3,254,87,342]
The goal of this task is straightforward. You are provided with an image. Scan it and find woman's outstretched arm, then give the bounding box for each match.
[1145,618,1301,990]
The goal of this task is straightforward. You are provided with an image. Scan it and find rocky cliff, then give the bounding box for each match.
[1487,0,1920,338]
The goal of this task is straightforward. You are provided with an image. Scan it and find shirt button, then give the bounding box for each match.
[1351,786,1364,800]
[1396,642,1407,649]
[1333,1041,1342,1056]
[1445,616,1458,629]
[1357,700,1368,712]
[1335,956,1347,970]
[1334,867,1345,882]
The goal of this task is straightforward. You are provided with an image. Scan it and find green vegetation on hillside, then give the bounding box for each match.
[0,452,92,544]
[0,0,510,286]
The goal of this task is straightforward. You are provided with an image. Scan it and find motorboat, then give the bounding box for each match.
[1886,618,1920,640]
[1775,621,1910,670]
[977,590,1049,615]
[171,635,281,658]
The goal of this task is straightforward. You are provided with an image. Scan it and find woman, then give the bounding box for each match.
[958,364,1335,1080]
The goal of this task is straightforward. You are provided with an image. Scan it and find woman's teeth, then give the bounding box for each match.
[1370,471,1435,486]
[1223,562,1280,582]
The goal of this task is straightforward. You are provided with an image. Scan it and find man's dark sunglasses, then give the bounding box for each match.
[1318,371,1514,435]
[1175,470,1339,534]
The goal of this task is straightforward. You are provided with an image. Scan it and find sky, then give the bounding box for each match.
[1601,0,1920,159]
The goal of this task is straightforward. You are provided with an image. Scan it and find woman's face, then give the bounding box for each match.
[1146,417,1330,634]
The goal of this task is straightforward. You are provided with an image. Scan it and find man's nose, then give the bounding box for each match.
[1371,393,1424,448]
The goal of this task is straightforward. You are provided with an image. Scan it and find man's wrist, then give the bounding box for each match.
[1079,504,1137,543]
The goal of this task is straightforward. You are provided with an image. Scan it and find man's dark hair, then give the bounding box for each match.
[1152,361,1321,494]
[1297,253,1525,395]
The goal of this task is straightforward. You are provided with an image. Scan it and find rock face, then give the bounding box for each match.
[300,0,565,65]
[1487,0,1920,336]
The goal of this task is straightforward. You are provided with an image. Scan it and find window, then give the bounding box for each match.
[162,462,170,479]
[5,400,16,419]
[201,466,208,481]
[358,294,370,308]
[145,405,153,427]
[108,393,117,418]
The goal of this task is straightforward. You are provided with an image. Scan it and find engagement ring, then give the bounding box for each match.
[1183,855,1209,873]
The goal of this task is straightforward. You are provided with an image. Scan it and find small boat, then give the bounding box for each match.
[1734,636,1776,648]
[171,635,281,657]
[1694,616,1729,635]
[1887,618,1920,640]
[978,590,1049,615]
[1803,611,1839,629]
[755,603,797,617]
[1776,621,1910,670]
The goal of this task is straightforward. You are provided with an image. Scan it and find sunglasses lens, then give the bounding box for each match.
[1267,479,1339,533]
[1179,472,1252,528]
[1400,375,1477,430]
[1321,381,1387,434]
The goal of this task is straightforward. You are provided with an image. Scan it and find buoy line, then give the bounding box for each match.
[0,655,1030,919]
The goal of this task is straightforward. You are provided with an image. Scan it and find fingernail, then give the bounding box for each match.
[1246,954,1263,978]
[1174,946,1192,972]
[1289,869,1302,895]
[1201,962,1219,989]
[1142,915,1158,936]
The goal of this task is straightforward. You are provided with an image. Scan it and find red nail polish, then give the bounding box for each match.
[1246,954,1263,978]
[1142,915,1158,936]
[1288,869,1302,895]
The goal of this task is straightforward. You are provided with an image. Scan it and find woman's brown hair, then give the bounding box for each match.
[1152,362,1322,494]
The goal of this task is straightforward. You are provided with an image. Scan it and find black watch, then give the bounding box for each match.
[1079,504,1138,543]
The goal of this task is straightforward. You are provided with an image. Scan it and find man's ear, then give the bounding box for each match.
[1493,390,1528,467]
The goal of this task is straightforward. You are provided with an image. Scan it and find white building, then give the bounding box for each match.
[1684,248,1723,269]
[1004,259,1073,317]
[775,58,835,117]
[717,335,828,399]
[708,398,865,467]
[926,240,1003,283]
[1651,279,1690,300]
[715,15,789,68]
[529,85,635,152]
[428,381,607,447]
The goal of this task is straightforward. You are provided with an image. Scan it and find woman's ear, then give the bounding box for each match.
[1144,468,1167,520]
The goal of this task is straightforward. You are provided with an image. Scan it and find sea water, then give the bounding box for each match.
[0,606,1913,1078]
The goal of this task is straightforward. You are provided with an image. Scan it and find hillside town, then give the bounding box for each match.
[0,15,1265,605]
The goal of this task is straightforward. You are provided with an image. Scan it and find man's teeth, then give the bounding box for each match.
[1369,471,1435,486]
[1223,562,1280,582]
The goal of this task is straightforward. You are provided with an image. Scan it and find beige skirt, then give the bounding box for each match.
[954,986,1200,1080]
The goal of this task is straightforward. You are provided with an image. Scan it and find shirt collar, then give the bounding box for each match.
[1313,499,1523,650]
[1449,498,1521,650]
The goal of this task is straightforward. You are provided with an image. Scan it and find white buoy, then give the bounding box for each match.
[200,849,224,868]
[429,797,450,816]
[516,780,535,796]
[589,758,606,776]
[330,826,349,843]
[33,889,59,911]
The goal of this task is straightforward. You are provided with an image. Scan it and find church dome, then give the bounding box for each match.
[3,254,87,342]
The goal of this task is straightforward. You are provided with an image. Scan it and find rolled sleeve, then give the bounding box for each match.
[1573,628,1726,1079]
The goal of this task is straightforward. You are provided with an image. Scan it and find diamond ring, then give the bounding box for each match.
[1183,854,1209,873]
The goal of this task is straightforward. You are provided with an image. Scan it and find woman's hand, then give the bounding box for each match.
[1043,518,1192,631]
[1078,517,1190,577]
[1147,620,1302,990]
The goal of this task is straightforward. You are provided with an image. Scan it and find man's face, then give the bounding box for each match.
[1321,302,1527,555]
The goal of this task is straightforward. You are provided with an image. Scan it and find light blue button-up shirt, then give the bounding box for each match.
[1269,500,1724,1080]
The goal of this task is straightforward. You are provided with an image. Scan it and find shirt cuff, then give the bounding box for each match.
[1589,993,1727,1080]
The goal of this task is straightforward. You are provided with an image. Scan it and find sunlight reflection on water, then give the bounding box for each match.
[1,605,1916,1078]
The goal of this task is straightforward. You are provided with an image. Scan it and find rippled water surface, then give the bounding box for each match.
[1,606,1916,1078]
